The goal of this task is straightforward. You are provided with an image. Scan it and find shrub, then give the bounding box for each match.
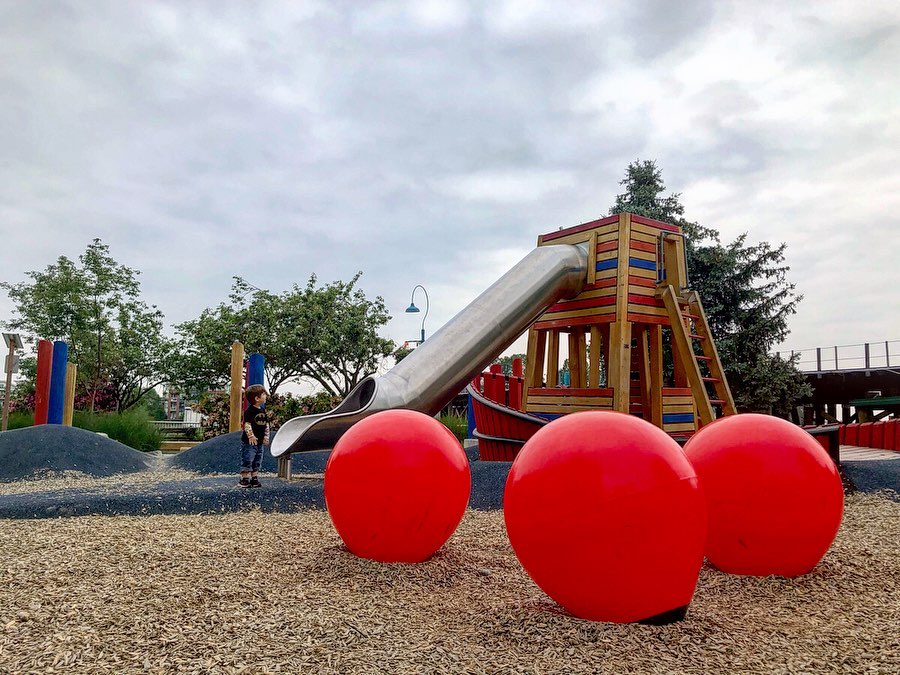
[72,409,163,452]
[5,411,34,430]
[440,413,468,442]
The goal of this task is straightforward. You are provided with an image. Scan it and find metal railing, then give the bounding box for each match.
[777,340,899,373]
[150,420,202,430]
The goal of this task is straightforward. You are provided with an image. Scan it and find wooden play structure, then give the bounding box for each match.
[469,212,737,459]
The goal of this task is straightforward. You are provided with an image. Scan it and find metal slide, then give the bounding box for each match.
[270,243,589,458]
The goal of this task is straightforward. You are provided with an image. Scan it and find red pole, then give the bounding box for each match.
[34,339,53,425]
[512,358,524,378]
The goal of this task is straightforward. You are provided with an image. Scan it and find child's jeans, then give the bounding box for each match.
[241,441,264,473]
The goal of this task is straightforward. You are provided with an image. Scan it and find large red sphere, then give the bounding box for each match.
[325,410,471,563]
[684,414,843,577]
[504,412,706,624]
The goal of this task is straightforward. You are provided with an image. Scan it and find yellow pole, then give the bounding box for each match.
[229,341,244,433]
[63,363,77,426]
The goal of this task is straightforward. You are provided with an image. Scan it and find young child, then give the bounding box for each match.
[240,384,270,488]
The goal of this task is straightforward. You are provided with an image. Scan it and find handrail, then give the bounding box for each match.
[775,340,899,373]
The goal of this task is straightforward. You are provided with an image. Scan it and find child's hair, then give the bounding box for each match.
[245,384,268,404]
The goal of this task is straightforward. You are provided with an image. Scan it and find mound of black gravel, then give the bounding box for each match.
[0,426,149,482]
[172,432,332,475]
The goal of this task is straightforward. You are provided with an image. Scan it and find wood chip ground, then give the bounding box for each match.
[1,492,898,674]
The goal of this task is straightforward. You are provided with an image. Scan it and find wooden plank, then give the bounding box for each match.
[574,286,618,300]
[663,397,695,407]
[628,248,657,262]
[631,214,681,232]
[627,284,657,297]
[538,232,591,247]
[540,215,620,242]
[663,403,696,414]
[629,230,659,244]
[635,327,651,424]
[534,315,616,330]
[629,239,657,254]
[596,249,618,262]
[628,294,665,307]
[577,329,588,389]
[662,387,693,396]
[528,403,614,414]
[529,387,614,396]
[540,306,617,321]
[522,328,546,410]
[568,332,582,388]
[547,295,616,313]
[663,422,697,433]
[595,266,618,280]
[648,324,663,428]
[528,395,614,406]
[627,313,670,326]
[627,304,669,317]
[596,239,618,254]
[547,330,559,388]
[588,230,597,285]
[629,266,657,280]
[628,275,657,288]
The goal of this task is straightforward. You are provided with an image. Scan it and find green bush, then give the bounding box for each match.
[440,413,468,442]
[72,409,163,452]
[5,411,34,430]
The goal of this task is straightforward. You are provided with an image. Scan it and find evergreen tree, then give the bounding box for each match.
[610,160,811,414]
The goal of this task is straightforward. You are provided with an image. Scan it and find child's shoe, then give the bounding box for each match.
[238,477,250,488]
[249,477,262,488]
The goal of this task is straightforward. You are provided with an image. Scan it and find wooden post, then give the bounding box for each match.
[609,321,632,412]
[63,363,77,426]
[634,327,651,420]
[522,328,546,411]
[1,344,14,432]
[229,341,245,433]
[568,332,583,388]
[648,324,663,427]
[546,330,560,387]
[589,326,601,388]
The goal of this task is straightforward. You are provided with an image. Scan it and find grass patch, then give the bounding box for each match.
[72,409,163,453]
[440,413,468,442]
[4,411,34,430]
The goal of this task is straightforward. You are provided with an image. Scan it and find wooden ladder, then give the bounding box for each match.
[660,285,736,425]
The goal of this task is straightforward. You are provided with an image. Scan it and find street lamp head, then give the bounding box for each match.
[405,303,420,313]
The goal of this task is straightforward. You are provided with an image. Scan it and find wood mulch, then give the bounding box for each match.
[1,492,898,674]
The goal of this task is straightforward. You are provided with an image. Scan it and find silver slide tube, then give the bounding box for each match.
[270,243,588,457]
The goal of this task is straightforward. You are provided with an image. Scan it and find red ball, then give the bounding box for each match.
[504,412,706,623]
[325,410,471,563]
[684,414,843,577]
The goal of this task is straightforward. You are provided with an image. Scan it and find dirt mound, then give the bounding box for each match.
[172,431,331,475]
[0,425,149,482]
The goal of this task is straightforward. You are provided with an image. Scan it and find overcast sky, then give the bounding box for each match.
[2,0,898,373]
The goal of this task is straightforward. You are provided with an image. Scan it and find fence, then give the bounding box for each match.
[778,340,899,373]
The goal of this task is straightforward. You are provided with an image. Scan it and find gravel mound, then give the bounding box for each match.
[0,426,149,482]
[1,494,897,673]
[172,431,331,475]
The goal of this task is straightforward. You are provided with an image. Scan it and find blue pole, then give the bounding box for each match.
[467,392,476,439]
[248,352,265,387]
[47,340,68,424]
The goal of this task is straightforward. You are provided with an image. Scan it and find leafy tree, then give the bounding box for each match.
[138,387,167,421]
[610,160,811,414]
[172,273,395,397]
[495,353,527,377]
[1,239,172,411]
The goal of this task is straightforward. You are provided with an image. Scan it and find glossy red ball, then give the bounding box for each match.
[504,412,707,623]
[325,409,471,563]
[684,414,843,576]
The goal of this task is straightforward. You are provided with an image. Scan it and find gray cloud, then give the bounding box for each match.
[1,0,898,369]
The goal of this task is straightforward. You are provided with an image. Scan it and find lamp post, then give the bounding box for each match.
[2,333,23,432]
[405,285,429,344]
